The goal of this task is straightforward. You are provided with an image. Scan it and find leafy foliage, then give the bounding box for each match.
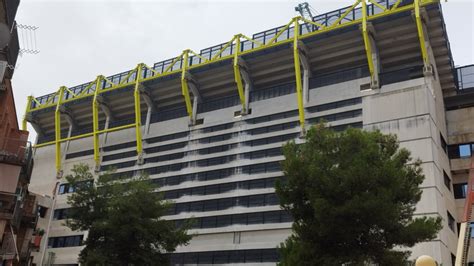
[276,124,442,265]
[65,164,192,265]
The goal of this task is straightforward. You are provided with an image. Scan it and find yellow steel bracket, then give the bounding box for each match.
[22,96,33,131]
[54,86,66,174]
[233,34,247,112]
[92,76,103,168]
[134,63,144,162]
[362,0,376,82]
[292,17,305,132]
[181,50,194,120]
[414,0,430,69]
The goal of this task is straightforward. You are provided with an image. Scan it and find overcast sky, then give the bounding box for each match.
[12,0,474,140]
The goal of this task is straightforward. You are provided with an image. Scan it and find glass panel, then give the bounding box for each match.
[460,144,472,158]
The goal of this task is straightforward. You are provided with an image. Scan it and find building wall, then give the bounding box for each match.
[27,73,458,265]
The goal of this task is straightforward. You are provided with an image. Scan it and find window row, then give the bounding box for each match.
[169,249,279,265]
[167,193,279,215]
[48,235,83,248]
[146,131,189,144]
[246,110,299,124]
[144,152,186,164]
[102,141,136,152]
[174,210,292,229]
[199,122,234,133]
[307,109,362,124]
[248,121,298,135]
[102,150,137,162]
[65,149,94,160]
[144,141,187,154]
[161,177,282,199]
[448,143,474,159]
[306,97,362,113]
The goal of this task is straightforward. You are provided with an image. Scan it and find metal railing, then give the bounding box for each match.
[457,65,474,91]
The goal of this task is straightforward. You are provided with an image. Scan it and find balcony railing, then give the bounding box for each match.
[0,136,30,165]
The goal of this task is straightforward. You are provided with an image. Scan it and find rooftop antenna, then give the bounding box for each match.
[295,2,317,32]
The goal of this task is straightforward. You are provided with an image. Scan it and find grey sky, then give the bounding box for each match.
[12,0,474,140]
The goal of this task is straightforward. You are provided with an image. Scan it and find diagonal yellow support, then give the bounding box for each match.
[181,50,193,119]
[92,76,103,167]
[233,35,246,112]
[54,86,66,173]
[134,64,144,158]
[293,18,305,131]
[414,0,430,68]
[362,0,376,80]
[22,96,33,131]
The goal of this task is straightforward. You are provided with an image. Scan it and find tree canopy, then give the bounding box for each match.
[65,164,192,266]
[276,124,442,265]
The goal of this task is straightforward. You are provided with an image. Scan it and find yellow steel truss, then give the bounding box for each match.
[26,0,440,172]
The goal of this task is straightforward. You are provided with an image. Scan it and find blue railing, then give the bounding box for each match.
[31,0,418,110]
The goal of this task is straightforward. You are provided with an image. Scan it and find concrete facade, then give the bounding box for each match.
[28,74,461,265]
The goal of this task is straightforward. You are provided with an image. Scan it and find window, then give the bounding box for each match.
[53,208,70,220]
[58,180,93,195]
[440,133,448,154]
[170,249,279,265]
[454,183,468,199]
[37,206,48,218]
[460,144,472,158]
[447,211,456,232]
[443,171,451,191]
[48,235,83,248]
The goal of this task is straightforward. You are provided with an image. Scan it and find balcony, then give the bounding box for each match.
[0,135,29,165]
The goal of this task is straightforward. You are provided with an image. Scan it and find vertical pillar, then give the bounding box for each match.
[362,0,379,89]
[22,96,33,131]
[134,64,144,163]
[92,76,103,170]
[54,87,65,175]
[293,18,306,132]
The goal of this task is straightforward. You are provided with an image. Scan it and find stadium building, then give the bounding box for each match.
[23,0,474,265]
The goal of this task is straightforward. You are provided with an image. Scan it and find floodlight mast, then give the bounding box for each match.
[295,2,315,32]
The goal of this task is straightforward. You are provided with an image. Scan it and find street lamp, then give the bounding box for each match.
[415,255,437,266]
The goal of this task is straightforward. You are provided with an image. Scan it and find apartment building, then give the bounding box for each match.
[23,0,472,265]
[1,0,40,265]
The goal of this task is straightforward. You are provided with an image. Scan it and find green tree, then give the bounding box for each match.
[276,124,442,266]
[65,164,192,266]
